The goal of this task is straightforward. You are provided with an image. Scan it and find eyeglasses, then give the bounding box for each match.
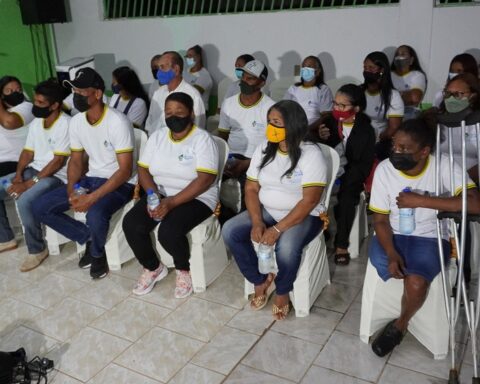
[332,101,353,111]
[442,90,470,100]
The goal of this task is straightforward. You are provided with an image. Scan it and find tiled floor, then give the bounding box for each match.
[0,237,474,383]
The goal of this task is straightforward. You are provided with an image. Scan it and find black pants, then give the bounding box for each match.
[0,162,17,177]
[122,195,212,271]
[334,181,364,249]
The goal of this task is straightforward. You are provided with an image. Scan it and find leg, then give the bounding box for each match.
[334,181,364,264]
[157,199,212,271]
[16,170,63,254]
[273,215,322,319]
[0,172,15,246]
[395,275,429,331]
[122,195,161,271]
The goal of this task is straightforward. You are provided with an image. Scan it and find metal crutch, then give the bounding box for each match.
[435,109,473,384]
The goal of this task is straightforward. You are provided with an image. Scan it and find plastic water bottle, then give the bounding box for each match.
[226,154,236,169]
[73,183,88,196]
[146,189,161,222]
[2,179,14,197]
[257,243,275,274]
[399,187,415,234]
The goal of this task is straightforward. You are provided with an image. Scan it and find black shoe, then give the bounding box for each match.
[90,255,109,279]
[78,242,93,269]
[371,319,405,357]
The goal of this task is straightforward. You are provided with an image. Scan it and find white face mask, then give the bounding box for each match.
[448,72,459,80]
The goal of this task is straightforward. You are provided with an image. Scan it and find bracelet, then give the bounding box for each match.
[32,176,40,184]
[273,225,282,233]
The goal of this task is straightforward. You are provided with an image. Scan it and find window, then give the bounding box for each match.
[436,0,480,6]
[103,0,400,19]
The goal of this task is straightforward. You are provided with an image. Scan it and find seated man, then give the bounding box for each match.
[33,68,136,279]
[0,79,70,271]
[218,60,274,217]
[368,118,480,356]
[145,51,205,135]
[148,53,162,100]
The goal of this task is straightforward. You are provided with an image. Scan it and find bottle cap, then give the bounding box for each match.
[146,189,154,195]
[74,183,80,189]
[402,187,411,193]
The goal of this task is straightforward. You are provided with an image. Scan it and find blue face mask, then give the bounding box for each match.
[157,68,176,85]
[300,67,316,82]
[235,69,243,80]
[186,57,196,68]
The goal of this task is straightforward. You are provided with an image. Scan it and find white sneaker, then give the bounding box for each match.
[132,264,168,295]
[0,239,17,253]
[174,270,193,299]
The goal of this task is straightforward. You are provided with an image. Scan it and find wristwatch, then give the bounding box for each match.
[32,176,40,184]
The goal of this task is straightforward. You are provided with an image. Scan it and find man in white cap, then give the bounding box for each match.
[218,59,274,217]
[33,68,136,279]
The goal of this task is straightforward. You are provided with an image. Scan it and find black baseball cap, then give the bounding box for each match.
[63,68,105,91]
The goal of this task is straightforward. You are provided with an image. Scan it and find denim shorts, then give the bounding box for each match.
[369,234,450,282]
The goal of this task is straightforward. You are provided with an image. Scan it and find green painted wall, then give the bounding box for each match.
[0,0,55,97]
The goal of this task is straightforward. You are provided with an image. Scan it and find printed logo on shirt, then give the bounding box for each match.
[103,140,114,151]
[178,147,194,163]
[284,168,303,184]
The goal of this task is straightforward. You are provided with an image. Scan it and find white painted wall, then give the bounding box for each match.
[54,0,480,103]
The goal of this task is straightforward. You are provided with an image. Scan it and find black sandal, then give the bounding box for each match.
[334,252,350,266]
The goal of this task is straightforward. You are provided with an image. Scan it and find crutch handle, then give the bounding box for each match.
[437,211,480,223]
[437,108,473,127]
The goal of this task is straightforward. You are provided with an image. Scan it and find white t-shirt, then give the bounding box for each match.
[247,140,327,221]
[24,112,70,182]
[183,68,213,112]
[69,105,136,183]
[440,124,479,170]
[109,94,148,128]
[369,154,476,239]
[63,93,109,116]
[391,70,427,94]
[364,89,404,137]
[149,81,160,100]
[223,81,241,103]
[283,84,333,124]
[0,101,34,163]
[138,126,219,210]
[219,94,275,158]
[145,79,206,135]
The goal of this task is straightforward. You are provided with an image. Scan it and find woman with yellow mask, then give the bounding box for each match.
[222,100,327,320]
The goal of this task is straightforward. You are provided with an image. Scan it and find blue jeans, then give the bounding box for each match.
[222,208,322,295]
[32,177,133,258]
[0,168,64,253]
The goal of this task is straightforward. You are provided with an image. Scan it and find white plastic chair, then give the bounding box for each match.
[5,196,23,237]
[153,136,230,292]
[206,77,235,135]
[244,144,340,317]
[269,77,295,102]
[359,259,449,359]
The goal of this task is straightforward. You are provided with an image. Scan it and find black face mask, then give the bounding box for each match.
[32,104,52,119]
[166,115,191,133]
[389,152,418,171]
[239,81,257,96]
[73,93,90,113]
[151,68,158,80]
[2,92,25,107]
[363,71,382,84]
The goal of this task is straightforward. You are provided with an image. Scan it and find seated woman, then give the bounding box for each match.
[317,84,375,265]
[183,45,213,114]
[122,92,219,298]
[390,45,427,120]
[362,51,404,160]
[109,66,149,128]
[222,100,327,320]
[368,118,480,356]
[433,53,478,108]
[283,55,333,127]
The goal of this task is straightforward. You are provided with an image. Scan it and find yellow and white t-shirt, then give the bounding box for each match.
[247,140,327,221]
[391,70,426,94]
[219,93,275,158]
[0,101,34,163]
[369,154,476,239]
[70,105,136,183]
[145,80,206,135]
[364,89,404,137]
[24,112,70,182]
[138,126,219,210]
[109,94,148,128]
[183,67,213,112]
[283,84,333,124]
